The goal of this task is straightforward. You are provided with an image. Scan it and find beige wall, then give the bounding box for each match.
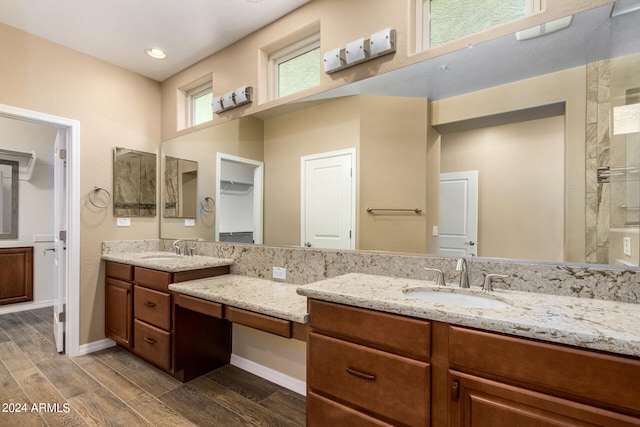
[0,22,162,344]
[430,66,587,262]
[359,96,428,253]
[440,116,565,261]
[263,97,360,246]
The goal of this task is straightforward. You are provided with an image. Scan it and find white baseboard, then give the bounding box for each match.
[76,338,115,356]
[230,354,306,396]
[0,299,53,315]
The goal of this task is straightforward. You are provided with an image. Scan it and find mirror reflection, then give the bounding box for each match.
[164,156,198,219]
[113,147,157,217]
[160,4,640,267]
[0,160,18,239]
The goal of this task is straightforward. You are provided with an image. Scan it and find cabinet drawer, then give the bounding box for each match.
[307,391,395,427]
[174,293,223,319]
[105,262,133,282]
[225,306,291,338]
[134,286,171,330]
[134,267,172,292]
[308,332,430,427]
[134,319,171,371]
[309,300,430,360]
[449,326,640,415]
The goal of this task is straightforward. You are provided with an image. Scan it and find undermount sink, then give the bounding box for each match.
[404,289,510,309]
[141,254,182,261]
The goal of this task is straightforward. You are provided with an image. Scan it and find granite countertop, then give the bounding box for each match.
[101,251,233,272]
[296,273,640,358]
[169,275,308,323]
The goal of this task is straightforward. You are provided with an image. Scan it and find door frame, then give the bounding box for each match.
[0,104,80,357]
[300,148,357,250]
[215,153,264,244]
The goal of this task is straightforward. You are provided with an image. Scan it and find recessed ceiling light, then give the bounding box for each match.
[146,47,167,59]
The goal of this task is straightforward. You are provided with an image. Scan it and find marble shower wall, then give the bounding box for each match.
[586,54,640,264]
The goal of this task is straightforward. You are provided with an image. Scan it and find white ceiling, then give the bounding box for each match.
[0,0,310,82]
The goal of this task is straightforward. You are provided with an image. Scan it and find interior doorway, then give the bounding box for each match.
[0,104,80,357]
[215,153,264,244]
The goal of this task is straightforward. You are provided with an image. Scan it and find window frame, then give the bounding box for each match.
[416,0,542,52]
[187,82,213,127]
[268,33,321,100]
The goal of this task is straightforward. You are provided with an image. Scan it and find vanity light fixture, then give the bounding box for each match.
[323,28,396,74]
[146,47,167,59]
[212,86,253,114]
[323,47,344,73]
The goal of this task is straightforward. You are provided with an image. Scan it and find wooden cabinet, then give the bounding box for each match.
[104,261,231,381]
[307,300,640,427]
[308,300,431,426]
[0,246,34,306]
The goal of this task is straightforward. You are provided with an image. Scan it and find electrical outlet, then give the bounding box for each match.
[623,237,632,257]
[116,218,131,227]
[432,225,439,236]
[273,267,286,280]
[184,219,195,227]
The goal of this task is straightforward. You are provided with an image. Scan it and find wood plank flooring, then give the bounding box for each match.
[0,307,306,426]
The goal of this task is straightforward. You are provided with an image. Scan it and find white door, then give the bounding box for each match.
[439,171,478,257]
[301,149,355,250]
[53,130,67,353]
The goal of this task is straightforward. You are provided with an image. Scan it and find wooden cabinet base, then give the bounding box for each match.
[173,304,232,382]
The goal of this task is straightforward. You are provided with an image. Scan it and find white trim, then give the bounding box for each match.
[215,153,264,244]
[0,299,53,315]
[300,148,357,250]
[0,104,80,358]
[77,338,115,356]
[230,354,306,396]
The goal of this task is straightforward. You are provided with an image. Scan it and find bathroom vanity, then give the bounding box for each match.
[299,274,640,426]
[104,256,231,381]
[103,250,308,382]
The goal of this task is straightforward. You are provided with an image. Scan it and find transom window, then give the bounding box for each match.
[269,34,320,99]
[417,0,541,50]
[188,82,213,127]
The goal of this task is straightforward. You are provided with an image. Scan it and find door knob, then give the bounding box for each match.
[464,241,476,246]
[304,242,312,247]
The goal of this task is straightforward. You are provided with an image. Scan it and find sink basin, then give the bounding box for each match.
[404,289,510,309]
[141,254,182,261]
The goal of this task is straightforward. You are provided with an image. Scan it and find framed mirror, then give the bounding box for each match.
[0,159,18,239]
[164,156,198,219]
[113,147,157,217]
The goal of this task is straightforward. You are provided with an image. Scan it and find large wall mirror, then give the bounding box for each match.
[0,159,18,239]
[160,3,640,267]
[164,156,198,219]
[113,147,157,217]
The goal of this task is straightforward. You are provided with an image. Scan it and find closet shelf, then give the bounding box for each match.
[221,179,253,195]
[0,148,36,181]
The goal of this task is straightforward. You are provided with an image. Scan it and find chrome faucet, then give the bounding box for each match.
[482,274,508,291]
[424,268,446,286]
[171,239,194,256]
[456,257,469,288]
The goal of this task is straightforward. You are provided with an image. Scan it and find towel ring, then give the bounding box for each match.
[201,196,215,213]
[89,186,112,208]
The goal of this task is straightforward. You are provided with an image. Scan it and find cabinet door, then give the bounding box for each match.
[449,371,640,427]
[105,277,133,349]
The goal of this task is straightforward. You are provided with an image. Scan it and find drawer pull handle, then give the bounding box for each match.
[346,367,376,381]
[144,301,156,307]
[143,337,156,344]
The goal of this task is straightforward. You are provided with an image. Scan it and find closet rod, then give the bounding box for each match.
[366,207,422,214]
